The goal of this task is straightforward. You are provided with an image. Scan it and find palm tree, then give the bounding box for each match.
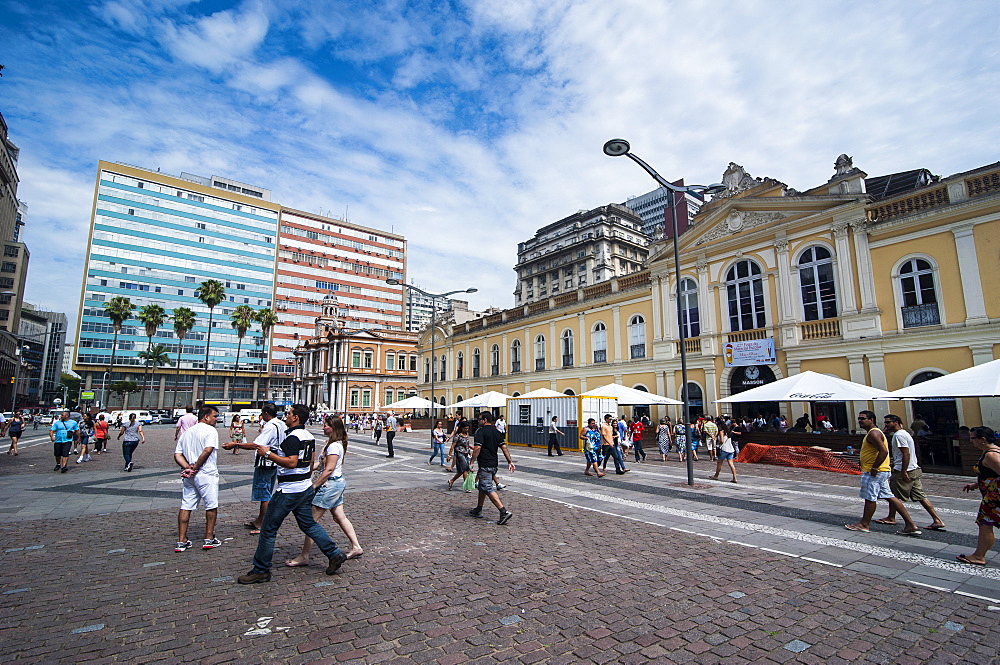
[229,304,256,406]
[103,296,135,409]
[254,307,279,403]
[137,344,172,407]
[196,279,226,404]
[171,307,196,407]
[136,304,168,408]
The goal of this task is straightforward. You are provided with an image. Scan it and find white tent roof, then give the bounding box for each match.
[517,388,566,399]
[714,370,883,403]
[881,358,1000,398]
[583,383,682,405]
[445,391,511,409]
[380,396,444,411]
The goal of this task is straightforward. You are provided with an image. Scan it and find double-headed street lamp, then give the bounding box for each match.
[603,138,726,487]
[386,279,477,413]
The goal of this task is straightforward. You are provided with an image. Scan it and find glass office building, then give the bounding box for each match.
[74,162,281,408]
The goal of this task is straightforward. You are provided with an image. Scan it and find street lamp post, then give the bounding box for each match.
[386,279,477,415]
[603,138,726,486]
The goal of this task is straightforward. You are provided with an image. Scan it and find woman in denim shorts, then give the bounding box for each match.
[285,415,363,566]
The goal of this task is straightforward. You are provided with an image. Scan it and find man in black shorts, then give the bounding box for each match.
[469,411,515,524]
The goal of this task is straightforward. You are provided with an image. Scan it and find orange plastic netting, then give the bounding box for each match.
[736,442,862,476]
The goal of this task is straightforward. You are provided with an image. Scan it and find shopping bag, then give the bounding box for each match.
[462,472,476,492]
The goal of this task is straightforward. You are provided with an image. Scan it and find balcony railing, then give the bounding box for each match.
[593,349,607,363]
[902,303,940,328]
[800,318,841,340]
[511,361,521,373]
[674,338,701,354]
[866,185,949,223]
[562,354,574,367]
[727,328,768,343]
[630,344,646,359]
[535,358,545,371]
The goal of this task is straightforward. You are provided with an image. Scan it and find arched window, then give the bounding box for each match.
[534,334,546,371]
[682,382,704,423]
[490,344,500,376]
[472,348,481,377]
[456,351,464,379]
[563,388,576,395]
[898,258,940,327]
[798,247,837,321]
[678,278,700,338]
[726,260,765,331]
[592,322,607,363]
[511,339,521,373]
[561,329,574,367]
[439,354,446,381]
[629,315,646,359]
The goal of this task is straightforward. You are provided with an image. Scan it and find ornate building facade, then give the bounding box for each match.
[293,294,418,413]
[418,154,1000,467]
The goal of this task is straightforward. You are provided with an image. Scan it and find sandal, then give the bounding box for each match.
[956,554,986,566]
[873,519,897,525]
[447,479,454,491]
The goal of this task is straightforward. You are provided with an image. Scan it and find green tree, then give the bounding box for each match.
[255,307,279,402]
[137,344,172,408]
[229,304,257,405]
[170,307,197,407]
[59,372,81,406]
[136,304,169,408]
[109,380,140,409]
[196,279,226,403]
[103,296,135,408]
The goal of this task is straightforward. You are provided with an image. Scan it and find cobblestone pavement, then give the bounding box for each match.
[1,426,999,663]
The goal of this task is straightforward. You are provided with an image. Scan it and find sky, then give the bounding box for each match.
[1,0,998,334]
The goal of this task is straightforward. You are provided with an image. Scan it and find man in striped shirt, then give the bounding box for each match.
[238,404,347,584]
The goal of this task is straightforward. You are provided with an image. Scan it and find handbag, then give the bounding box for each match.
[461,471,476,492]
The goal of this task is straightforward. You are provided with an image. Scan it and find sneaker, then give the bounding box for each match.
[61,466,68,473]
[469,507,482,518]
[496,483,507,490]
[202,538,222,550]
[71,449,78,455]
[84,455,92,462]
[497,509,513,525]
[326,551,347,575]
[125,463,133,472]
[237,570,271,584]
[175,540,193,552]
[76,458,83,464]
[53,464,61,472]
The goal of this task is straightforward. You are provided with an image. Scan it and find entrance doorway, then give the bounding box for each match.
[727,365,778,422]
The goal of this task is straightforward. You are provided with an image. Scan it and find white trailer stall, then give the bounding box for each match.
[505,395,618,451]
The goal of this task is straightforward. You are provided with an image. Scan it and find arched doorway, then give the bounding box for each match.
[681,383,703,423]
[728,365,778,421]
[631,385,651,422]
[910,372,958,435]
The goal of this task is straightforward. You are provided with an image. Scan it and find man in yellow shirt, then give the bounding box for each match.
[845,411,921,536]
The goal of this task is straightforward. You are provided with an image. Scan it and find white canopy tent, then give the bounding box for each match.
[517,387,566,399]
[583,383,682,405]
[714,371,883,403]
[881,359,1000,398]
[380,396,444,411]
[445,391,512,409]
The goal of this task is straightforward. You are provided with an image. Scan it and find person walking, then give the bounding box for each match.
[580,419,605,478]
[117,413,145,472]
[6,411,24,456]
[547,416,564,456]
[373,417,383,445]
[845,411,921,536]
[75,415,94,464]
[385,412,397,458]
[875,414,946,531]
[223,403,287,534]
[93,414,109,454]
[446,420,474,491]
[229,414,245,455]
[285,415,363,567]
[711,425,739,483]
[237,404,348,584]
[600,414,628,474]
[173,405,222,552]
[656,418,672,461]
[49,410,79,473]
[703,416,719,462]
[468,411,515,524]
[630,417,646,462]
[675,418,691,462]
[430,421,448,466]
[957,427,1000,566]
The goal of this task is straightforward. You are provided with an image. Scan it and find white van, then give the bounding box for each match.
[109,410,153,425]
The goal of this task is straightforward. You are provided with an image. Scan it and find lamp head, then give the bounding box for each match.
[465,288,478,294]
[602,139,631,157]
[385,278,401,286]
[703,183,727,195]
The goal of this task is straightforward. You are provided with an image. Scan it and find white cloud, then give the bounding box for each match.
[159,1,270,72]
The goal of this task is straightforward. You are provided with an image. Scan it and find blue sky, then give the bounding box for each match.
[1,0,998,332]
